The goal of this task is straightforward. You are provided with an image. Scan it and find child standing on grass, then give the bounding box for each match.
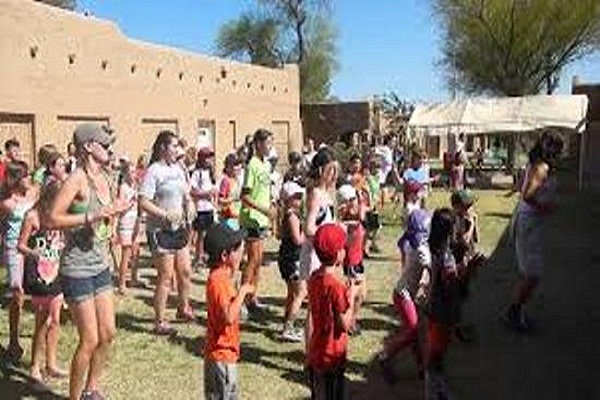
[277,181,306,342]
[450,190,486,342]
[18,181,67,383]
[337,184,367,336]
[424,208,461,400]
[308,223,359,400]
[204,222,254,400]
[365,158,382,254]
[377,208,431,384]
[116,160,141,295]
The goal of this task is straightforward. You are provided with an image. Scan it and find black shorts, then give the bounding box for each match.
[343,264,365,280]
[246,227,269,240]
[192,211,215,232]
[278,258,300,282]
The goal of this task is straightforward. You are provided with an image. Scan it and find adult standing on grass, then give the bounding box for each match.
[139,130,196,335]
[48,123,131,400]
[239,129,275,316]
[503,131,564,334]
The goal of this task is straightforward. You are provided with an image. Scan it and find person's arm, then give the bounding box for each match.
[304,188,320,237]
[334,283,357,333]
[288,213,305,246]
[220,283,254,325]
[522,163,551,212]
[47,171,125,230]
[17,212,39,259]
[190,170,214,201]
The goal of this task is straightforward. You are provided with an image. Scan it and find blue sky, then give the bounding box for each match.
[77,0,600,102]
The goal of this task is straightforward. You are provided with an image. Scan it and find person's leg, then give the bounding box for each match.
[153,253,175,329]
[288,279,307,327]
[130,241,141,284]
[174,247,193,319]
[118,245,132,294]
[30,304,50,381]
[46,295,67,377]
[352,277,367,331]
[243,238,264,306]
[85,290,115,394]
[383,293,419,358]
[68,298,99,400]
[8,288,24,358]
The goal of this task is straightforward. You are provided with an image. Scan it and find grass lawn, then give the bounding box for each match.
[0,189,519,400]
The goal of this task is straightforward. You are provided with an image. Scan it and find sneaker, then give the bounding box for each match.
[80,390,105,400]
[248,299,268,311]
[501,304,531,334]
[280,327,303,343]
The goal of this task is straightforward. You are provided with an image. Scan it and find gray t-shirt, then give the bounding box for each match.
[139,161,189,231]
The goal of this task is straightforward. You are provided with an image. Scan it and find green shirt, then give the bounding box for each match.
[32,167,46,185]
[240,156,271,229]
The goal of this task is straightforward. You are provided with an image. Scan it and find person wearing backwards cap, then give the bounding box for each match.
[48,123,132,400]
[307,223,360,400]
[277,181,306,342]
[204,222,254,400]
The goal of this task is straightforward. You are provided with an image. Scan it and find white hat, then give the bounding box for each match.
[337,184,357,203]
[282,181,304,200]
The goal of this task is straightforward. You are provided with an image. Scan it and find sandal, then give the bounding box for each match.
[153,322,177,336]
[176,308,197,323]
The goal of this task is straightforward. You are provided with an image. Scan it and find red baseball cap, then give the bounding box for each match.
[314,223,347,265]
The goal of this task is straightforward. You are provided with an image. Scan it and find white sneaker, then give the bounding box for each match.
[280,328,303,343]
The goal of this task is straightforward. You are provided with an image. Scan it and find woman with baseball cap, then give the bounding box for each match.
[48,123,131,400]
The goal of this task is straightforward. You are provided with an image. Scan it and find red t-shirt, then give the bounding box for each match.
[344,221,365,267]
[308,269,350,372]
[205,267,240,363]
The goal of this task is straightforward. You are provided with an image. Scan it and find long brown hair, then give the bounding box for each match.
[3,161,29,198]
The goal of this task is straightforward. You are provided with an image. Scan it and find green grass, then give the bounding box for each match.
[0,189,518,400]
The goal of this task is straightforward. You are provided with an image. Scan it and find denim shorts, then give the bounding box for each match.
[60,268,112,304]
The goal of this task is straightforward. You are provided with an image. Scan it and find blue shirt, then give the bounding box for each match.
[403,166,429,185]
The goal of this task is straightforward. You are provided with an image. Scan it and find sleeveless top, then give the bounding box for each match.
[300,188,335,274]
[60,172,113,278]
[517,163,557,216]
[4,198,34,247]
[278,209,302,264]
[24,228,63,297]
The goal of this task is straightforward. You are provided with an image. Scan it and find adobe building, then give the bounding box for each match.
[0,0,301,168]
[301,101,383,146]
[572,79,600,191]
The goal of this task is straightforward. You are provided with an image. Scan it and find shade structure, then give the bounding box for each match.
[409,95,589,136]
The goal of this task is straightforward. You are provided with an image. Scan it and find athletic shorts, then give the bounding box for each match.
[204,360,238,400]
[192,211,215,232]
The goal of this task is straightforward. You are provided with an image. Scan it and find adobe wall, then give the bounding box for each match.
[0,0,301,168]
[573,83,600,191]
[301,102,372,145]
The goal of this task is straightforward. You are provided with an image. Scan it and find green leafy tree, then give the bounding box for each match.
[216,0,338,102]
[378,92,415,148]
[35,0,76,10]
[433,0,600,96]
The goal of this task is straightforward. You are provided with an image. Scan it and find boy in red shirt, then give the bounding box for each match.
[308,223,360,400]
[204,222,254,400]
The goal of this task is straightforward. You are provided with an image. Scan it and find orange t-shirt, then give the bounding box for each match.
[308,268,350,372]
[205,267,240,363]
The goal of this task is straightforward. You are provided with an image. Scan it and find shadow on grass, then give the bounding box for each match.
[484,211,514,219]
[0,347,67,400]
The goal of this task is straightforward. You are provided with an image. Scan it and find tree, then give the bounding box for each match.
[35,0,76,10]
[433,0,600,97]
[215,0,338,102]
[377,92,415,148]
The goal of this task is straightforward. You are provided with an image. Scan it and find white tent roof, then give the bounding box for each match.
[409,95,589,136]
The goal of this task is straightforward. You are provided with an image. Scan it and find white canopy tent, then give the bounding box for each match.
[408,94,589,189]
[409,94,589,137]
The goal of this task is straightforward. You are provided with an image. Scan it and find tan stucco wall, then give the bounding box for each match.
[0,0,301,168]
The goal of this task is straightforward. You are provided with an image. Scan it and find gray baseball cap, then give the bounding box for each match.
[73,123,115,147]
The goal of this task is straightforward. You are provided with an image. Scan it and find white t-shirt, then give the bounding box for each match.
[139,161,189,230]
[395,243,431,297]
[271,170,283,203]
[190,168,215,212]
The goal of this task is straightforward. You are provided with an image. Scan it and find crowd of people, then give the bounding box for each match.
[0,123,563,400]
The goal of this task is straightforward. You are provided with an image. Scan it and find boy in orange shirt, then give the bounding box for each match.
[308,223,360,400]
[204,222,254,400]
